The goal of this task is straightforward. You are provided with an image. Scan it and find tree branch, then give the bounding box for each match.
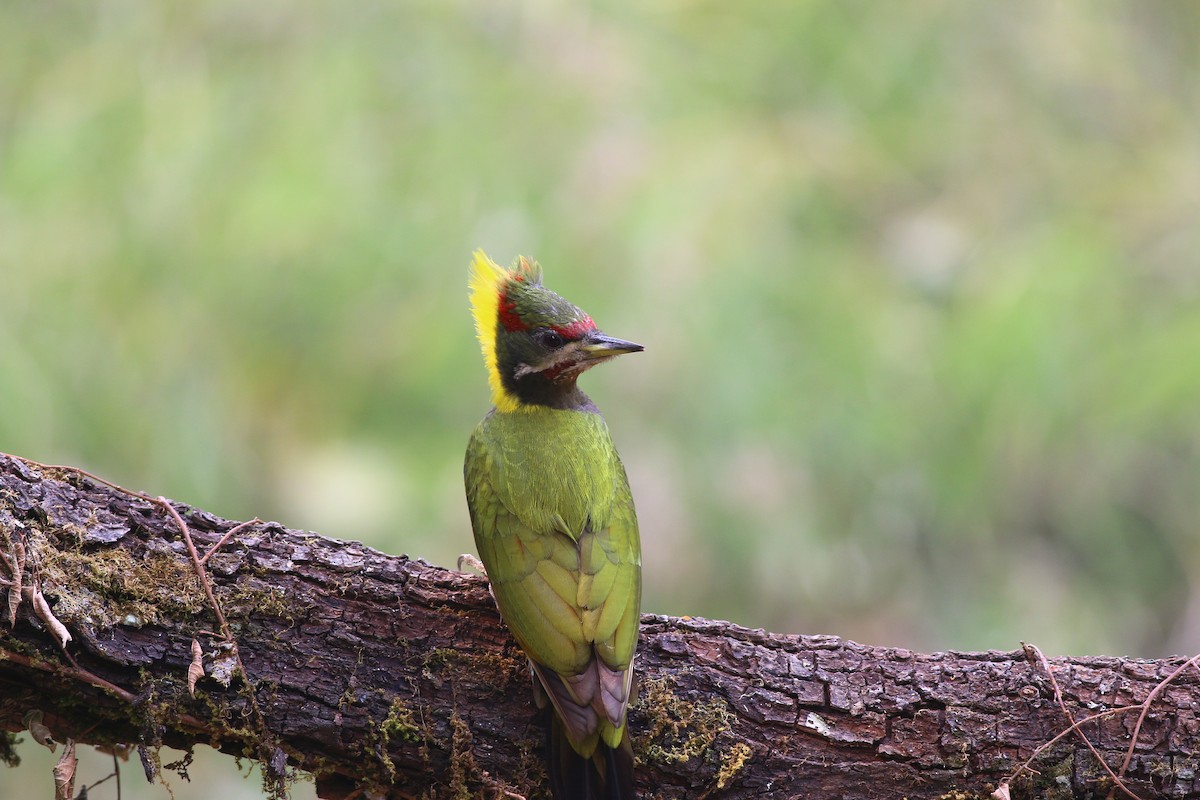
[0,452,1197,799]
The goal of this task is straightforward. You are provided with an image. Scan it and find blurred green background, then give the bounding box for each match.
[3,2,1199,797]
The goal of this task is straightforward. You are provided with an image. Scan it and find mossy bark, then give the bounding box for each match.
[1,453,1198,799]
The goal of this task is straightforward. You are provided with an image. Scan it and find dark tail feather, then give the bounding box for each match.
[604,727,635,799]
[546,712,635,800]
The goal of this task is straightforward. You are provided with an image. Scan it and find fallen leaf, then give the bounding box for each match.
[53,739,76,800]
[4,536,24,626]
[22,709,55,752]
[188,638,204,696]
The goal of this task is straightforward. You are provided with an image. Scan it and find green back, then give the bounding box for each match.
[464,407,641,678]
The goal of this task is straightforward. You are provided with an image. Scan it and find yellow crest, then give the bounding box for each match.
[469,250,540,413]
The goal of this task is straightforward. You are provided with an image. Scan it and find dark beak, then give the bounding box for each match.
[580,331,644,359]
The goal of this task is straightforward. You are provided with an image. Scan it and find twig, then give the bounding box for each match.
[154,497,280,784]
[5,456,154,504]
[1116,652,1200,782]
[157,498,233,642]
[1001,704,1139,788]
[3,455,285,779]
[4,462,279,763]
[0,645,209,732]
[1024,643,1143,800]
[201,518,260,565]
[3,454,250,557]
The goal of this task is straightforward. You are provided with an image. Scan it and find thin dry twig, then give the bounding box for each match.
[2,645,136,704]
[1024,643,1143,800]
[7,456,151,503]
[0,454,271,754]
[1117,651,1200,780]
[2,454,256,637]
[200,518,260,565]
[4,454,254,562]
[154,496,280,785]
[157,498,234,641]
[1,643,220,736]
[1000,703,1140,792]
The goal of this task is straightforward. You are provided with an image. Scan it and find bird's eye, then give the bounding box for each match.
[538,330,565,349]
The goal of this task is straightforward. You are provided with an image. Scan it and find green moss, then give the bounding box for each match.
[19,504,305,636]
[635,675,734,766]
[39,530,206,628]
[426,647,524,692]
[366,694,422,784]
[715,741,751,789]
[3,493,303,800]
[448,710,478,800]
[1007,751,1074,800]
[216,582,301,622]
[514,733,548,795]
[342,687,434,792]
[381,696,423,746]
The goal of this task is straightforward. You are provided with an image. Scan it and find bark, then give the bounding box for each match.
[1,452,1198,800]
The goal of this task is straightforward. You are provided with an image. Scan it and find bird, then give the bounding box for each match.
[463,250,642,799]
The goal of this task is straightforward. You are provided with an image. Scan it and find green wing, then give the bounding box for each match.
[464,410,641,751]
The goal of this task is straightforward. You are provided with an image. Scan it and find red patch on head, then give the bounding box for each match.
[551,316,596,341]
[498,288,527,332]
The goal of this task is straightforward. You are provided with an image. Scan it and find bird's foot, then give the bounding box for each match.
[457,553,489,578]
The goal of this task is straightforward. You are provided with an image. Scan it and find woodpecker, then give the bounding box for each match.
[464,251,642,799]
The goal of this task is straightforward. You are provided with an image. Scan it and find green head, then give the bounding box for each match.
[469,251,643,412]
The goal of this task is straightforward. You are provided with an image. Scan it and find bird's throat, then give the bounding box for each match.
[504,371,598,412]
